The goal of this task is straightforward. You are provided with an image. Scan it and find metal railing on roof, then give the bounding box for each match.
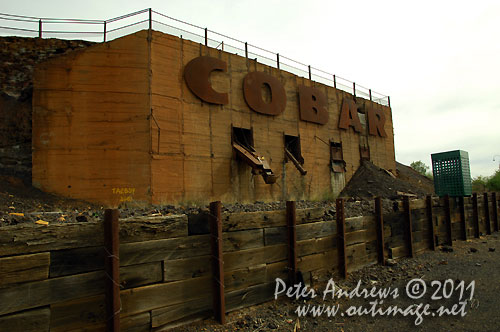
[0,8,390,107]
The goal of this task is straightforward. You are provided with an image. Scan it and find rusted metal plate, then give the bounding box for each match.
[331,161,345,173]
[285,149,307,175]
[367,106,387,137]
[359,146,370,160]
[338,98,362,133]
[184,56,229,105]
[298,85,328,125]
[232,142,277,184]
[243,72,286,116]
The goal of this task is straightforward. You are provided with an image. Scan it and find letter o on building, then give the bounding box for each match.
[243,72,286,116]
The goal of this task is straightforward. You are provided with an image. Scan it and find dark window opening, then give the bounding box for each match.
[284,135,304,164]
[232,127,254,151]
[284,134,306,175]
[330,141,346,173]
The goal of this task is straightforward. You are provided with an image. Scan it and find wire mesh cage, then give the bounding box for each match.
[431,150,472,197]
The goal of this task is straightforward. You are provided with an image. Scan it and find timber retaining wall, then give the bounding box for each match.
[0,193,498,331]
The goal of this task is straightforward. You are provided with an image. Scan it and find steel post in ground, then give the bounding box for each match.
[209,201,225,324]
[472,193,480,238]
[104,209,120,332]
[403,196,414,257]
[336,198,347,278]
[426,196,436,250]
[375,197,385,265]
[286,201,297,285]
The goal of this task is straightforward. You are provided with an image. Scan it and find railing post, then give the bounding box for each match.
[103,21,107,42]
[426,195,436,250]
[403,196,414,257]
[38,19,42,38]
[148,8,152,31]
[204,28,208,46]
[375,197,385,265]
[444,195,453,246]
[308,65,312,80]
[353,82,356,98]
[336,198,347,278]
[459,196,467,240]
[104,209,120,332]
[333,75,337,89]
[484,192,491,235]
[245,42,248,58]
[472,193,480,238]
[369,89,372,101]
[209,201,225,324]
[286,201,297,286]
[276,53,280,69]
[492,192,499,232]
[388,96,391,107]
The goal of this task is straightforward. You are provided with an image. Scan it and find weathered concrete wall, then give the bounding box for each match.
[33,30,395,206]
[149,31,395,205]
[32,31,151,205]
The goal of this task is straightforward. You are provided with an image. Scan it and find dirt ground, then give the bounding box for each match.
[176,235,500,332]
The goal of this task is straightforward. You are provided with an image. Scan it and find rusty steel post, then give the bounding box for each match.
[493,193,499,232]
[459,196,467,240]
[38,19,42,38]
[403,196,414,257]
[209,201,225,324]
[484,193,491,235]
[444,195,453,246]
[286,201,297,285]
[333,75,337,88]
[104,209,120,332]
[336,198,347,278]
[103,21,107,42]
[472,193,480,238]
[374,197,385,265]
[148,8,152,31]
[426,196,436,250]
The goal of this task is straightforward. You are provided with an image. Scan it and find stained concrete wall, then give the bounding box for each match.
[149,31,395,205]
[33,30,395,206]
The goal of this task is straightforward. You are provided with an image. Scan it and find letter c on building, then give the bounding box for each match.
[184,56,229,105]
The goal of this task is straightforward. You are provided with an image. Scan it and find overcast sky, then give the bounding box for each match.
[2,0,499,177]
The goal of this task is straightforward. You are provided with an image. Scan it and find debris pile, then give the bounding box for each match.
[340,159,435,199]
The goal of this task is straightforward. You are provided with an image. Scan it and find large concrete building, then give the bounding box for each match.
[33,30,395,206]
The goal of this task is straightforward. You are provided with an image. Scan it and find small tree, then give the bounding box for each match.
[410,160,432,178]
[486,170,500,191]
[472,176,488,192]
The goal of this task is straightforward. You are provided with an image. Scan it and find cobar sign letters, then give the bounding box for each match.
[184,56,387,138]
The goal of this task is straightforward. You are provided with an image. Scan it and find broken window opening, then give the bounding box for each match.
[232,127,254,151]
[330,141,346,173]
[284,134,307,175]
[232,126,277,184]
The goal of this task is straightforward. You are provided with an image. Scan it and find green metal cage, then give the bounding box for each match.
[431,150,472,197]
